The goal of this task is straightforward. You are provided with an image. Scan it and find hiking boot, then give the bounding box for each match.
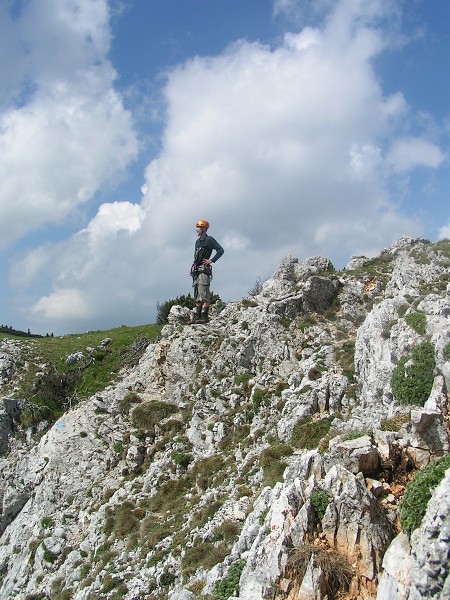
[197,308,209,323]
[191,306,202,324]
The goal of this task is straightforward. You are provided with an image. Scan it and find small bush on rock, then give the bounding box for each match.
[131,400,178,432]
[171,451,193,470]
[214,559,246,599]
[182,540,228,579]
[310,488,330,521]
[252,387,269,411]
[285,544,352,598]
[391,342,435,406]
[156,292,222,324]
[119,391,142,414]
[291,416,334,449]
[400,454,450,534]
[443,341,450,361]
[404,311,427,335]
[260,443,293,487]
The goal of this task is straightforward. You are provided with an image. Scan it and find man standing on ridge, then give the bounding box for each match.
[191,219,224,323]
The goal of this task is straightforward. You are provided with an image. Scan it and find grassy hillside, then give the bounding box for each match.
[1,323,163,428]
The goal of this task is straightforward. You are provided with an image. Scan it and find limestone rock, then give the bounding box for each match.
[0,352,15,382]
[322,465,395,582]
[376,532,412,600]
[0,238,449,600]
[326,434,381,476]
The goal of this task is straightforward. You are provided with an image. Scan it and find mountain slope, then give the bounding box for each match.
[0,236,449,600]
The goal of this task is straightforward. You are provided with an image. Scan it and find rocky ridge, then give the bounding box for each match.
[0,236,449,600]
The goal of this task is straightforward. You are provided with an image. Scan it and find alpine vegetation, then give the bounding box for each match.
[0,236,449,599]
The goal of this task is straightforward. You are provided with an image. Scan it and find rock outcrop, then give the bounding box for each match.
[0,236,449,599]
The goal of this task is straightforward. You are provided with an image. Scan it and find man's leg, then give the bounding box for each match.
[193,303,203,322]
[195,272,211,323]
[199,302,210,323]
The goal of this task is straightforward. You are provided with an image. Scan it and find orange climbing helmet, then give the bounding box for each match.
[196,219,210,228]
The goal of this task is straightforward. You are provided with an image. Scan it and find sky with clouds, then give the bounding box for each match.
[1,0,449,335]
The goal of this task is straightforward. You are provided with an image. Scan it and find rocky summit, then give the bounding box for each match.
[0,236,449,600]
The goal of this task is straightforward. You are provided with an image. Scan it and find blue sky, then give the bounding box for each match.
[1,0,449,335]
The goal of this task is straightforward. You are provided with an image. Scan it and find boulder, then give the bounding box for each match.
[376,532,412,600]
[326,435,380,476]
[322,465,395,582]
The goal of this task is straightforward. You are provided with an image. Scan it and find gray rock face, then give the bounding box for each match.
[0,408,13,455]
[326,434,381,476]
[0,237,449,600]
[0,352,15,382]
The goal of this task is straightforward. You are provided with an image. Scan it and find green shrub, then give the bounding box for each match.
[310,488,330,521]
[214,559,246,599]
[105,501,140,539]
[159,570,176,587]
[400,454,450,533]
[41,517,54,529]
[119,392,142,414]
[291,416,333,449]
[391,342,435,406]
[443,341,450,361]
[182,540,228,579]
[252,388,269,412]
[171,451,193,469]
[42,542,58,564]
[260,443,292,487]
[405,311,427,335]
[156,293,222,324]
[131,400,178,431]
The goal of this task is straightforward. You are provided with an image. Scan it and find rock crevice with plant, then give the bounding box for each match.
[0,236,449,599]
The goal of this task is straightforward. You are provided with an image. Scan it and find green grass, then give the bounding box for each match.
[131,400,178,432]
[260,443,293,487]
[3,323,162,427]
[432,238,450,259]
[291,416,334,450]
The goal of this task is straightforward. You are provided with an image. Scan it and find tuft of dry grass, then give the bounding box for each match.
[285,543,353,599]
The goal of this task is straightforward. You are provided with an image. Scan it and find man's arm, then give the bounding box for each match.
[209,237,224,263]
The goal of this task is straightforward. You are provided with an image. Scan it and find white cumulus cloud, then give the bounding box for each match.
[6,0,447,333]
[386,137,446,173]
[0,0,138,249]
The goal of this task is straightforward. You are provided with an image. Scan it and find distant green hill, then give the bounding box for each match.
[0,325,44,338]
